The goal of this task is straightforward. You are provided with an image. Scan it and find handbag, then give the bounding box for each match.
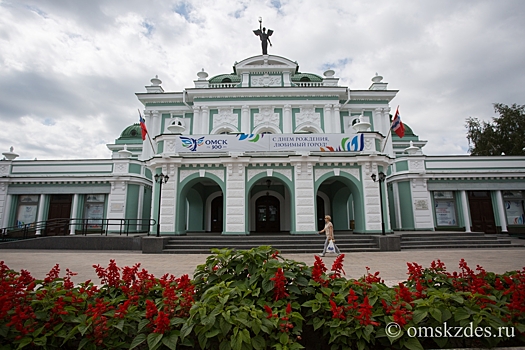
[327,240,335,253]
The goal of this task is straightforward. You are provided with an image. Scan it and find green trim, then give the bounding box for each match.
[315,108,325,132]
[185,113,194,136]
[209,109,218,133]
[194,96,339,102]
[176,171,226,235]
[339,111,349,133]
[156,141,164,154]
[398,181,415,229]
[129,163,142,175]
[233,109,242,131]
[340,100,391,105]
[395,161,408,172]
[145,102,187,107]
[275,108,283,132]
[314,169,365,233]
[246,171,295,234]
[250,108,259,133]
[363,111,374,131]
[125,184,140,220]
[291,108,299,131]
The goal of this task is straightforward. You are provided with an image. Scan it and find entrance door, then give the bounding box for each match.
[256,195,280,232]
[468,191,496,233]
[317,196,325,231]
[210,196,223,233]
[46,194,72,236]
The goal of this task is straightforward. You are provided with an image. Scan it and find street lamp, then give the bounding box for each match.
[154,172,169,237]
[371,171,386,235]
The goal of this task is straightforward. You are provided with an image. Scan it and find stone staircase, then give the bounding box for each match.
[162,231,380,254]
[400,232,525,250]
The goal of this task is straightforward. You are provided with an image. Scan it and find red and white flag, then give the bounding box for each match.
[138,110,148,141]
[391,107,405,138]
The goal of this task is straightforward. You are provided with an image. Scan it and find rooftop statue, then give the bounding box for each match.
[253,17,273,55]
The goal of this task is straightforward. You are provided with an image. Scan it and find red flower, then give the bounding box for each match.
[312,255,328,286]
[286,302,292,315]
[329,300,345,320]
[330,254,346,279]
[153,311,171,334]
[355,296,373,325]
[270,268,289,301]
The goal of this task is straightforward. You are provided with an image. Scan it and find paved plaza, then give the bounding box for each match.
[1,248,524,286]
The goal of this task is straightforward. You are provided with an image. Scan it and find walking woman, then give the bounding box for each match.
[318,215,341,257]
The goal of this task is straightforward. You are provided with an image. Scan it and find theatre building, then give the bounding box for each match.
[0,53,524,237]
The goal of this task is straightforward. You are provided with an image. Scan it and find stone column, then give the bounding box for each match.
[364,169,381,231]
[291,159,316,234]
[393,182,402,229]
[283,104,292,133]
[193,106,201,135]
[201,106,210,135]
[460,190,471,232]
[241,105,250,134]
[379,107,392,155]
[2,194,12,229]
[323,104,332,133]
[137,185,144,231]
[333,104,341,134]
[495,190,508,233]
[70,194,79,235]
[224,161,246,234]
[150,110,160,155]
[35,194,47,235]
[160,164,177,234]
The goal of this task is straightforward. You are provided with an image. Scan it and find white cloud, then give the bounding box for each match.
[1,0,524,159]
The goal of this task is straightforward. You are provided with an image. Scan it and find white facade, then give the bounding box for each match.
[1,54,524,237]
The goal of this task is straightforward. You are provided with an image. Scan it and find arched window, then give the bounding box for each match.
[221,78,232,83]
[261,131,273,135]
[300,76,311,82]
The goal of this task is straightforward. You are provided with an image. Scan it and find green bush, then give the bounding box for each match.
[1,247,524,349]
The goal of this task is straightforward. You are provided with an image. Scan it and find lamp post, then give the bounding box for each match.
[154,172,169,237]
[371,171,386,235]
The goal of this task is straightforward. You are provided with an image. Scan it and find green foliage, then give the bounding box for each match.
[466,103,525,155]
[1,248,525,349]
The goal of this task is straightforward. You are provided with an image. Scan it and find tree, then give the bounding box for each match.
[466,103,525,156]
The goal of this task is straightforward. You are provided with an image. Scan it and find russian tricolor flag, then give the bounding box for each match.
[391,107,405,138]
[138,110,148,141]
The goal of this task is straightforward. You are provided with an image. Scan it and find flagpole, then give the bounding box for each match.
[138,109,157,154]
[381,105,398,153]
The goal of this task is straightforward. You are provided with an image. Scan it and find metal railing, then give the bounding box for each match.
[0,218,156,242]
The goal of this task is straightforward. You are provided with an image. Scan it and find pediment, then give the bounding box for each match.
[234,55,298,75]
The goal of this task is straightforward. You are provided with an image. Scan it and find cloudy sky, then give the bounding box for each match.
[1,0,524,160]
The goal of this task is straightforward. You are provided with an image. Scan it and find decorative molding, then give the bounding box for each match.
[250,73,282,87]
[247,168,265,182]
[179,169,194,182]
[165,140,176,153]
[205,168,225,182]
[274,169,292,181]
[213,107,238,129]
[295,106,320,127]
[254,106,279,127]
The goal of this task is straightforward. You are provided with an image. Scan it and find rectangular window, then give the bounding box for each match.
[16,195,39,227]
[503,191,524,225]
[84,194,105,229]
[433,192,457,226]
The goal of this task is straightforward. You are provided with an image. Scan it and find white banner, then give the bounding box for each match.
[175,133,365,153]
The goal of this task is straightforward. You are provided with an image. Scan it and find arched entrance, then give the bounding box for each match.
[256,195,280,232]
[315,172,364,233]
[176,175,224,235]
[247,174,293,234]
